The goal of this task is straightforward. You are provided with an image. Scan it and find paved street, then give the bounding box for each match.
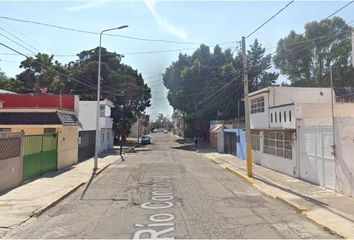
[5,133,337,239]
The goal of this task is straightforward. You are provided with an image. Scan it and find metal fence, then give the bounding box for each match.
[23,134,58,181]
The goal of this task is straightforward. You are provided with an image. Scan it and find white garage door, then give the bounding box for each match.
[299,128,334,190]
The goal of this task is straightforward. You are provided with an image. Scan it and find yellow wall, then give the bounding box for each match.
[57,126,79,169]
[0,125,61,135]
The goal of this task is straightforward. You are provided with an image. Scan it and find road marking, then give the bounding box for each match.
[133,176,176,239]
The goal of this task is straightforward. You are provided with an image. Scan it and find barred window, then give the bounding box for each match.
[251,96,264,114]
[264,131,292,159]
[251,130,260,151]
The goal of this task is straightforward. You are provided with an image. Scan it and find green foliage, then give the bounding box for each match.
[274,17,354,87]
[163,41,277,137]
[0,48,151,143]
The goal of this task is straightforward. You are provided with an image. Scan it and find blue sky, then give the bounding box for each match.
[0,0,353,120]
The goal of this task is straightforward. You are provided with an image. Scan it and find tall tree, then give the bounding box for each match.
[163,41,277,137]
[274,17,353,87]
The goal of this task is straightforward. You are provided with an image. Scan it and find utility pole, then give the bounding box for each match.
[242,36,253,177]
[237,99,240,128]
[330,67,336,158]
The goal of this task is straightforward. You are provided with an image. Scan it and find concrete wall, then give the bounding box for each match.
[253,149,296,176]
[0,132,23,193]
[99,128,114,152]
[334,117,354,197]
[78,101,96,130]
[57,126,78,169]
[250,93,269,129]
[217,130,224,153]
[270,87,332,106]
[298,103,354,119]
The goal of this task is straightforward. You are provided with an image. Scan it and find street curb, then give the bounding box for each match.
[303,212,346,239]
[209,157,222,164]
[225,166,255,185]
[95,162,112,175]
[202,153,345,237]
[32,181,85,217]
[125,144,140,153]
[32,160,115,218]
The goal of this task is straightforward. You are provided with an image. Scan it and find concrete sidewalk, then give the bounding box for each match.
[0,151,122,237]
[199,147,354,239]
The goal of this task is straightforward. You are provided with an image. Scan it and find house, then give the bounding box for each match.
[249,86,354,196]
[0,94,81,174]
[78,99,114,157]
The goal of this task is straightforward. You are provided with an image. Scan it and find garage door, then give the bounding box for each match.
[299,128,334,190]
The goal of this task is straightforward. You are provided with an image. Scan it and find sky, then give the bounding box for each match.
[0,0,353,120]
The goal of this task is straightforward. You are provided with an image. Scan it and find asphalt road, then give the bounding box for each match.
[6,133,337,239]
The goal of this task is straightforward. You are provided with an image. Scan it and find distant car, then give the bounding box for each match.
[163,130,168,133]
[141,135,151,144]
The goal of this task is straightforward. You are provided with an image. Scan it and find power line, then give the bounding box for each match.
[0,41,126,97]
[246,0,295,39]
[0,15,236,46]
[325,1,354,20]
[0,31,36,54]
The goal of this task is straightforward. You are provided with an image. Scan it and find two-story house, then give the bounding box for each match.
[78,99,114,158]
[249,87,354,195]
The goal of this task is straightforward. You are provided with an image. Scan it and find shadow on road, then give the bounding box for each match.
[80,169,97,200]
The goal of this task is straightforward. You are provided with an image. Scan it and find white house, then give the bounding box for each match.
[249,86,354,196]
[78,99,114,153]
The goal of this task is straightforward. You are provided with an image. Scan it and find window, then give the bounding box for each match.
[275,112,277,122]
[0,128,11,132]
[289,110,292,122]
[270,113,273,123]
[250,96,264,114]
[100,105,105,117]
[251,130,260,151]
[44,128,56,134]
[263,130,292,159]
[284,111,286,122]
[279,112,281,122]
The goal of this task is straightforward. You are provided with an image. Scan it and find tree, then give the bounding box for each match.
[248,39,278,91]
[163,41,277,138]
[274,17,353,87]
[152,113,171,130]
[5,48,151,149]
[16,53,67,93]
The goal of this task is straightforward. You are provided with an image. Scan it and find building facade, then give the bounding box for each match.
[0,94,81,170]
[249,87,354,196]
[78,99,114,153]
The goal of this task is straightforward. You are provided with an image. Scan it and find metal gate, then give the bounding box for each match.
[78,130,95,162]
[23,134,58,181]
[224,131,237,156]
[299,127,335,190]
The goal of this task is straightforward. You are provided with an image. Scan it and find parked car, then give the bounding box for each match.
[141,135,151,144]
[163,129,168,133]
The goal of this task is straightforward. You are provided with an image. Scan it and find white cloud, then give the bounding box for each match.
[144,0,188,40]
[67,0,109,12]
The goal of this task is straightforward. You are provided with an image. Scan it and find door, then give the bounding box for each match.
[78,130,96,162]
[224,132,231,154]
[299,128,334,190]
[22,134,58,181]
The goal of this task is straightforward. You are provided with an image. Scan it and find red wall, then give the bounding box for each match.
[0,94,75,110]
